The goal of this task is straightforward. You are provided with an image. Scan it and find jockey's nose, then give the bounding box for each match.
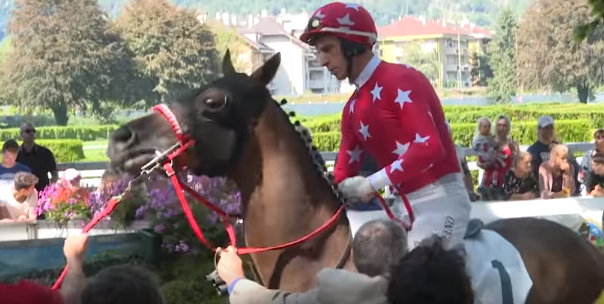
[319,53,329,67]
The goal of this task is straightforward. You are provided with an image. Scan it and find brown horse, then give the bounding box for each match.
[106,51,604,303]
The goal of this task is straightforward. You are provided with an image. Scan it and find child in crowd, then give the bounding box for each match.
[473,118,506,196]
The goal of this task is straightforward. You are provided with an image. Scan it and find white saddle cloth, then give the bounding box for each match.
[346,210,533,304]
[464,229,533,304]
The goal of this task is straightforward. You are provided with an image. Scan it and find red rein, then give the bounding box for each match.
[50,104,413,290]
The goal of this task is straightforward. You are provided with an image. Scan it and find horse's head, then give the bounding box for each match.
[106,50,281,177]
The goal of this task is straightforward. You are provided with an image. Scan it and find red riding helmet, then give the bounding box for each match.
[300,2,378,48]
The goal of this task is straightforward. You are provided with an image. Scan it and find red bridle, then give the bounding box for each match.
[51,103,413,290]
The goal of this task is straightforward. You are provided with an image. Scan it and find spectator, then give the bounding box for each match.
[502,151,539,201]
[474,117,512,201]
[0,139,31,188]
[387,236,474,304]
[584,152,604,197]
[219,219,408,304]
[538,144,576,199]
[16,122,58,192]
[494,114,519,158]
[528,115,557,177]
[0,172,39,221]
[81,264,165,304]
[580,129,604,181]
[527,116,581,195]
[1,234,87,304]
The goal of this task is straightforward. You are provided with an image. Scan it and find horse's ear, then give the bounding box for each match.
[250,53,281,85]
[222,49,237,75]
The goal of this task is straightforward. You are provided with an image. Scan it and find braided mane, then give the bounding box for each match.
[277,98,346,205]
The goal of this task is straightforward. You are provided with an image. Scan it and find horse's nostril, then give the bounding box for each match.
[112,125,135,145]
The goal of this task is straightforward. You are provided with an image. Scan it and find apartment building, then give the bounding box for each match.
[377,16,492,88]
[214,11,340,95]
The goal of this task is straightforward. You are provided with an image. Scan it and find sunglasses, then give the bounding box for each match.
[23,129,36,134]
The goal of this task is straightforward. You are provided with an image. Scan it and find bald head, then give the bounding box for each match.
[20,122,36,144]
[352,219,408,277]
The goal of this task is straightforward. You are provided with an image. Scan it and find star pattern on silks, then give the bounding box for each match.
[349,99,356,114]
[347,145,363,163]
[344,3,361,10]
[390,159,404,173]
[359,121,371,141]
[337,14,355,26]
[392,141,409,157]
[394,89,412,109]
[314,10,325,18]
[414,133,430,144]
[370,82,382,102]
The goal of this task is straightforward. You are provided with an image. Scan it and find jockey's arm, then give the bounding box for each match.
[333,100,363,184]
[366,75,445,191]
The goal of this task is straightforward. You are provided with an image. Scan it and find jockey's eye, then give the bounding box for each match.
[204,96,228,112]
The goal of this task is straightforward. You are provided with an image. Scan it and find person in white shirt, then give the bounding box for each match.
[0,172,39,221]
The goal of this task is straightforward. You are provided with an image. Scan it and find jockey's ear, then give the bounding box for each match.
[222,49,237,76]
[250,52,281,86]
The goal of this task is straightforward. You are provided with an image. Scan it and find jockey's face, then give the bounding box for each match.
[314,35,348,80]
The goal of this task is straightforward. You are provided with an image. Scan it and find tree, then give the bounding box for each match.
[209,21,259,75]
[114,0,220,105]
[517,0,604,103]
[401,41,440,86]
[0,37,10,67]
[0,0,132,125]
[468,43,492,86]
[486,8,518,104]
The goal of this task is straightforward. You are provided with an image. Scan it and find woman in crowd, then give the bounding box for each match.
[475,116,514,201]
[538,144,576,199]
[502,151,539,200]
[494,115,519,158]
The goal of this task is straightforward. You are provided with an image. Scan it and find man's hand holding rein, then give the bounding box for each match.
[216,246,246,294]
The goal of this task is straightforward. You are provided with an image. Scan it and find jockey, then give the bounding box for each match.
[299,2,471,250]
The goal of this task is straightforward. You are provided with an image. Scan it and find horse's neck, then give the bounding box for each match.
[229,104,352,291]
[230,104,341,215]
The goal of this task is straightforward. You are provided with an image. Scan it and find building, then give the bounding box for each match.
[214,11,340,95]
[377,17,492,88]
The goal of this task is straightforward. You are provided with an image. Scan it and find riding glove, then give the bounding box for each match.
[338,176,376,205]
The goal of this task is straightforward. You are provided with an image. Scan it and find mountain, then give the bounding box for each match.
[0,0,534,42]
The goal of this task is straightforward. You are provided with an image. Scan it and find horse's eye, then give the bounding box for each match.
[205,96,227,111]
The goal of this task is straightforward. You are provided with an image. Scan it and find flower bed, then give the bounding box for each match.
[36,172,241,254]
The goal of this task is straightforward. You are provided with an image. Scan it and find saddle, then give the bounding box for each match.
[464,218,485,239]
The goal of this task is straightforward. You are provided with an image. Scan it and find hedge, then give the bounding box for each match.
[304,103,604,134]
[24,140,85,162]
[0,126,118,141]
[312,119,593,152]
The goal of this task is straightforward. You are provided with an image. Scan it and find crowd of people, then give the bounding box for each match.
[458,114,603,203]
[0,122,58,222]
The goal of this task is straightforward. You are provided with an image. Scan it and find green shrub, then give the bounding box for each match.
[30,139,86,162]
[312,119,592,152]
[0,125,118,141]
[303,103,604,135]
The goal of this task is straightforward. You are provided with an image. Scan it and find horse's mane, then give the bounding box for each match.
[276,98,346,206]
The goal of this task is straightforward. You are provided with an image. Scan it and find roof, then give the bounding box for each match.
[238,17,310,50]
[378,16,492,38]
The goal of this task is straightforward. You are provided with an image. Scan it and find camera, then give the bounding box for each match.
[206,270,229,296]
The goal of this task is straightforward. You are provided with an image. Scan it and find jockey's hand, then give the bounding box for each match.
[338,176,376,204]
[217,246,245,286]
